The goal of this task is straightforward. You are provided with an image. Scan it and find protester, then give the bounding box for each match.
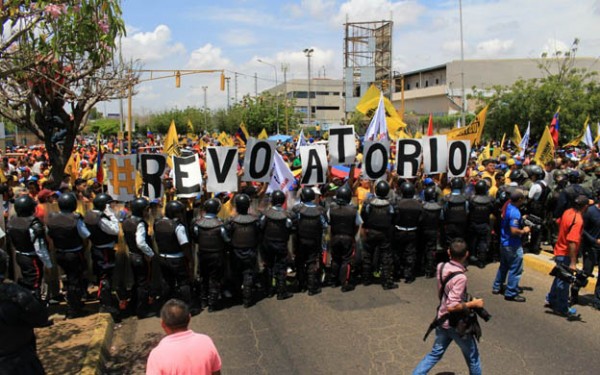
[146,299,222,375]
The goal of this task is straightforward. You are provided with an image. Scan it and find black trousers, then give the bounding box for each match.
[295,238,322,293]
[129,253,152,314]
[198,251,224,306]
[445,223,467,247]
[421,228,440,276]
[15,254,44,300]
[233,248,257,303]
[362,229,393,287]
[393,230,419,280]
[330,235,354,286]
[158,256,191,303]
[261,240,290,295]
[582,245,600,305]
[468,223,490,261]
[56,251,86,311]
[91,246,116,309]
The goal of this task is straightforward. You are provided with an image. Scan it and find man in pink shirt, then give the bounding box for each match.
[146,299,222,375]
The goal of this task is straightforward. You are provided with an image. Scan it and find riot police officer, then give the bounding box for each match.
[468,180,494,268]
[526,165,549,254]
[122,197,155,319]
[292,187,328,296]
[443,177,469,248]
[420,186,443,278]
[6,195,52,301]
[259,190,294,300]
[360,180,395,289]
[84,193,120,314]
[227,194,260,308]
[392,181,422,283]
[192,198,229,312]
[327,185,360,292]
[47,193,91,318]
[154,200,192,306]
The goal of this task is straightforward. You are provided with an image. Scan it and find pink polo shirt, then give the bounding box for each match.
[436,260,468,329]
[146,330,222,375]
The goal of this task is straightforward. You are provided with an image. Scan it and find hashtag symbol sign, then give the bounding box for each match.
[107,155,137,198]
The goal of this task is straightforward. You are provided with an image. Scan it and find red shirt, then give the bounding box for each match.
[554,208,584,257]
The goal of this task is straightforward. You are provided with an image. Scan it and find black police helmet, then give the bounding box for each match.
[399,181,416,198]
[474,180,488,195]
[509,169,523,183]
[58,193,77,213]
[568,170,580,184]
[531,165,545,180]
[271,190,286,206]
[165,200,185,219]
[300,187,315,203]
[423,186,437,202]
[335,185,352,204]
[375,180,389,199]
[235,194,251,214]
[130,197,150,217]
[14,195,37,217]
[0,248,8,280]
[204,198,222,215]
[93,193,114,211]
[450,177,464,191]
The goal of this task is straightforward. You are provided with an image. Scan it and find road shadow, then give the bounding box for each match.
[103,331,162,374]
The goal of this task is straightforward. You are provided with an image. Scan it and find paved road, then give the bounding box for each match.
[107,263,600,375]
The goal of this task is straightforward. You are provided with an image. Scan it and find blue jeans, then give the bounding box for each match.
[547,256,571,314]
[413,326,481,375]
[492,245,523,297]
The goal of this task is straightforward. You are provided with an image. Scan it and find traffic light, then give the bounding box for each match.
[175,71,181,88]
[220,72,225,91]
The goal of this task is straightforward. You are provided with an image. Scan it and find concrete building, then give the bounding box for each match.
[265,78,344,129]
[391,58,600,116]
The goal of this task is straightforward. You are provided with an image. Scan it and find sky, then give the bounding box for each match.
[108,0,600,116]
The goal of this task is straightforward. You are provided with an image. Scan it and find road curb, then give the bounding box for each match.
[79,313,114,375]
[523,253,597,293]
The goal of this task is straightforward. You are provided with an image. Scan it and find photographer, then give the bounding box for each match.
[546,195,591,318]
[413,239,483,375]
[492,189,530,302]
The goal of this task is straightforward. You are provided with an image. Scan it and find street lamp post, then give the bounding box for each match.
[202,86,208,125]
[459,0,466,127]
[257,59,280,134]
[303,48,314,127]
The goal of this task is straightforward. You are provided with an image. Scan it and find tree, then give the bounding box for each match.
[474,39,600,145]
[0,1,136,186]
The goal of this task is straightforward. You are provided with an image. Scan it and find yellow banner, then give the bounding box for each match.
[564,115,589,147]
[355,84,407,139]
[512,124,522,148]
[446,105,489,145]
[534,126,555,166]
[258,128,268,140]
[164,120,180,168]
[218,131,233,146]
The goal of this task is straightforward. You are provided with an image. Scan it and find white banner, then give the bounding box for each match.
[268,152,296,193]
[105,154,137,202]
[447,140,470,178]
[173,154,203,198]
[300,144,328,185]
[396,139,422,179]
[328,125,356,165]
[422,135,448,175]
[362,140,389,180]
[243,138,275,182]
[140,154,166,200]
[206,147,238,193]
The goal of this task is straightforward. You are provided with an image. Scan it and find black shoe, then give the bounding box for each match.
[277,292,293,300]
[382,283,399,290]
[341,284,355,293]
[66,309,86,319]
[136,310,156,319]
[405,278,415,284]
[308,288,322,296]
[492,289,501,295]
[505,295,526,302]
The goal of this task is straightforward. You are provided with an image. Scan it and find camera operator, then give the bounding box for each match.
[581,187,600,310]
[546,195,591,318]
[413,238,483,375]
[492,189,530,302]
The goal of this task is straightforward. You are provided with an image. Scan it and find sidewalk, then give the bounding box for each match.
[523,250,598,294]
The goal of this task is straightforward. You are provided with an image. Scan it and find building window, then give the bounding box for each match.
[406,83,410,90]
[435,78,439,85]
[316,91,329,96]
[333,92,340,96]
[416,82,419,88]
[290,91,315,98]
[316,106,340,111]
[425,80,429,87]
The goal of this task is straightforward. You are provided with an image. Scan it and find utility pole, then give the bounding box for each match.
[234,72,239,103]
[303,48,314,127]
[282,63,289,134]
[225,76,231,111]
[459,0,466,127]
[254,73,258,97]
[202,86,208,125]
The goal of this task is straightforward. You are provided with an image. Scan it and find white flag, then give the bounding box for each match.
[364,93,388,141]
[584,124,594,149]
[296,129,307,156]
[268,152,296,193]
[519,121,530,157]
[456,118,462,129]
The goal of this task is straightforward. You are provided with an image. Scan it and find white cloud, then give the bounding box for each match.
[220,29,258,47]
[187,44,233,70]
[288,0,336,19]
[334,0,425,27]
[121,25,186,63]
[541,38,571,56]
[474,39,514,58]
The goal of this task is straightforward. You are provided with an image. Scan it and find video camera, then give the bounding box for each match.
[467,293,492,322]
[522,214,543,231]
[549,262,594,292]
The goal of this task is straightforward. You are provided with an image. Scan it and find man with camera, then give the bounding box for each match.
[413,238,483,375]
[492,189,530,302]
[546,195,590,318]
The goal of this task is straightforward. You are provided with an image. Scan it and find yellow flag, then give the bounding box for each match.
[64,152,80,185]
[534,126,555,166]
[0,169,6,184]
[446,105,489,145]
[564,115,589,147]
[187,120,195,140]
[355,84,407,139]
[500,133,506,149]
[397,129,411,139]
[414,131,423,139]
[478,142,491,164]
[512,124,522,148]
[258,128,268,140]
[218,132,233,146]
[164,120,180,168]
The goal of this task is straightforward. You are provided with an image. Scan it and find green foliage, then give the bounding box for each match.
[416,114,474,131]
[87,118,120,135]
[141,107,211,134]
[347,111,368,133]
[473,39,600,145]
